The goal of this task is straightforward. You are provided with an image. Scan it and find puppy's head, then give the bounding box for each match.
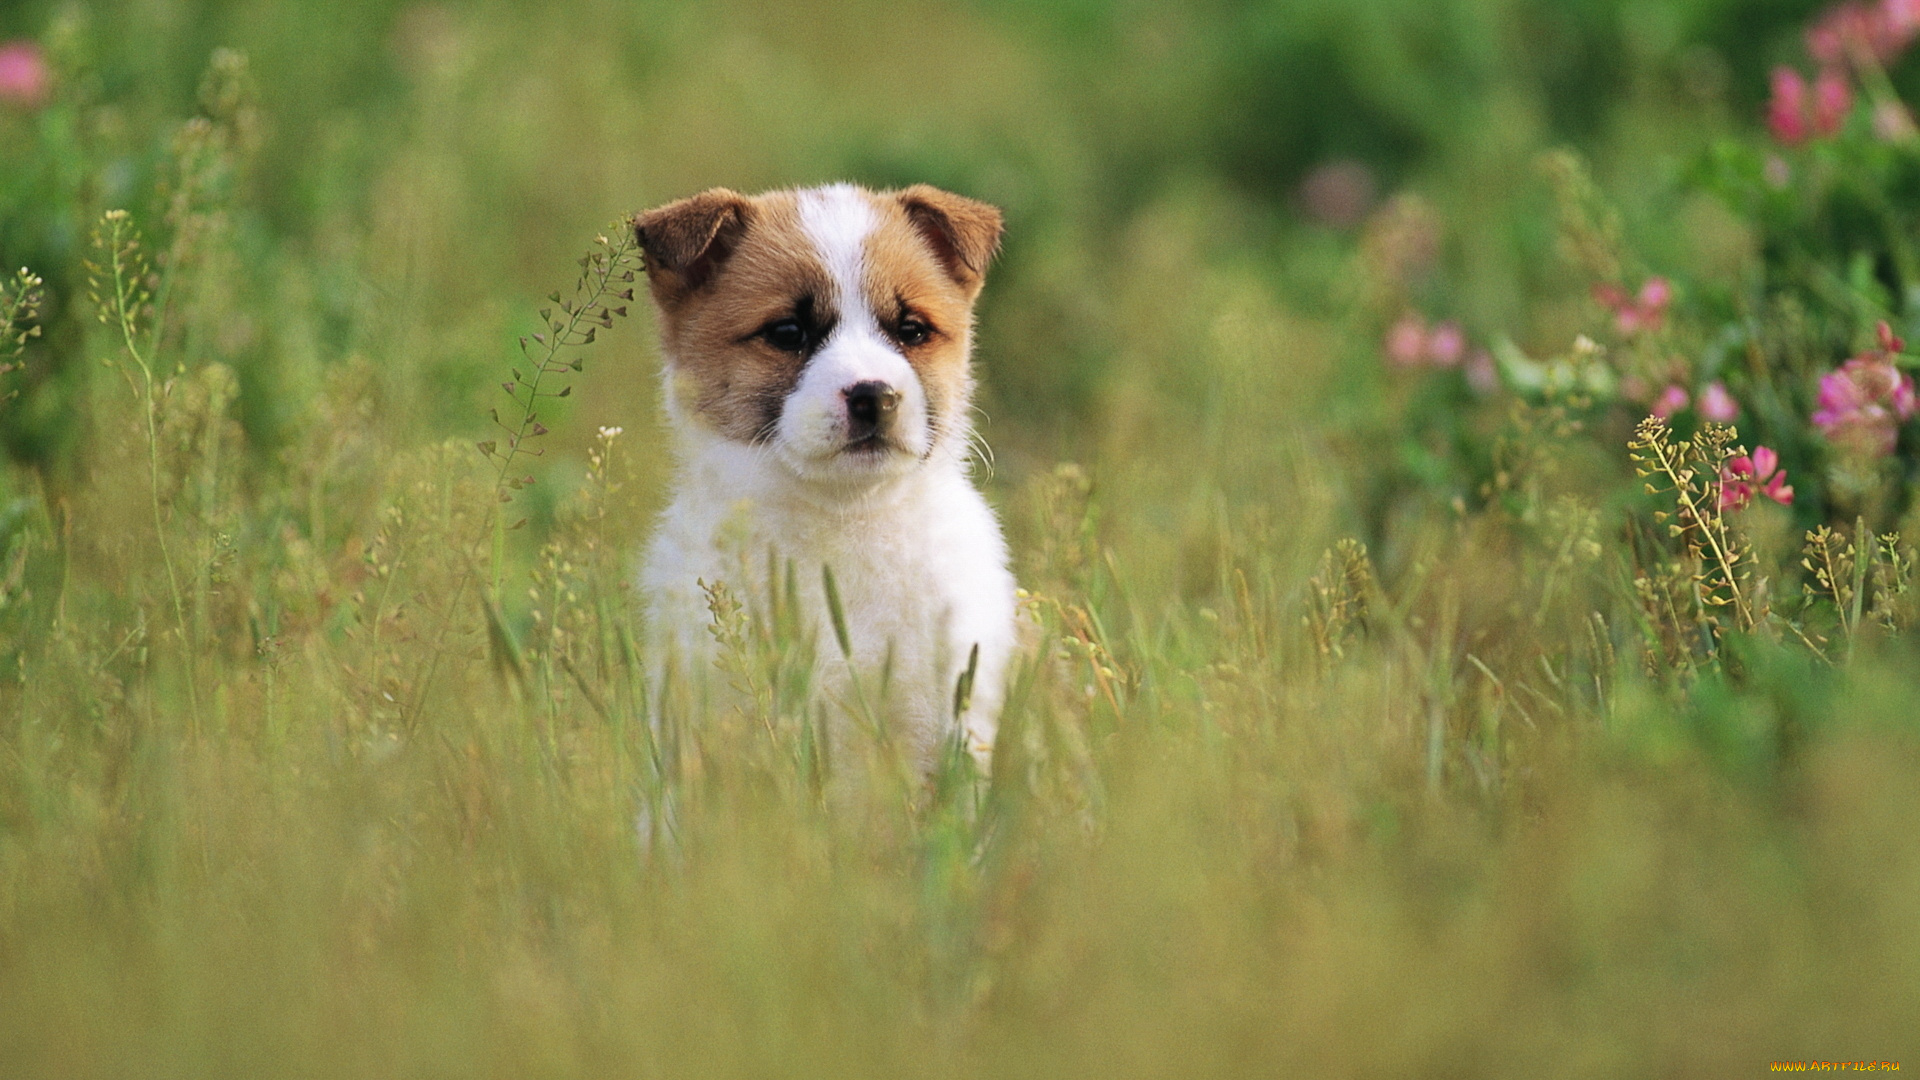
[633,183,1001,483]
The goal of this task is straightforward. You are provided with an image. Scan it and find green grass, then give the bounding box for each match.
[3,1,1920,1075]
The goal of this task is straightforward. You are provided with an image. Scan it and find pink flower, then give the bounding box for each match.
[1888,0,1920,37]
[1806,11,1850,65]
[1808,1,1917,67]
[0,41,48,109]
[1596,277,1672,336]
[1386,314,1428,368]
[1383,313,1473,370]
[1427,321,1465,366]
[1770,67,1812,146]
[1652,384,1691,419]
[1879,318,1906,353]
[1637,277,1672,312]
[1768,61,1860,146]
[1812,329,1917,457]
[1813,68,1854,135]
[1720,445,1795,511]
[1815,366,1868,420]
[1699,381,1739,422]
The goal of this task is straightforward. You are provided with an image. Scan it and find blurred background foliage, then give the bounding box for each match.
[6,0,1920,1075]
[0,0,1833,485]
[5,0,1883,632]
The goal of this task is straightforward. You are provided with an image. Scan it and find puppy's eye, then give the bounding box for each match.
[762,318,808,353]
[896,318,931,347]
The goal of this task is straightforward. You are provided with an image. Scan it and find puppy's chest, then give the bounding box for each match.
[663,483,972,635]
[750,500,965,645]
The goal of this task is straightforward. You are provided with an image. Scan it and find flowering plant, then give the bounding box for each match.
[1379,1,1920,519]
[1356,0,1920,677]
[1812,322,1918,458]
[1720,446,1795,511]
[0,40,48,110]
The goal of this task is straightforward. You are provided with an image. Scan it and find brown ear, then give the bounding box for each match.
[897,185,1003,296]
[631,188,752,304]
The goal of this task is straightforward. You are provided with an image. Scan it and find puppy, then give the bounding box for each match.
[633,183,1015,772]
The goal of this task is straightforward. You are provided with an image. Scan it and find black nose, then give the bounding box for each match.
[844,380,901,441]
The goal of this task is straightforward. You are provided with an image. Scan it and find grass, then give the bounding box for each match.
[3,1,1920,1075]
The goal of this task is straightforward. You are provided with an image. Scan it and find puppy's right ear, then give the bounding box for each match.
[631,188,752,305]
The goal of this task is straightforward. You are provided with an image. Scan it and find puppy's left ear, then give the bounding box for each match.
[631,188,753,307]
[897,185,1003,298]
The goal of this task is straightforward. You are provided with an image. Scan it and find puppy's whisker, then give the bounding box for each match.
[750,416,782,447]
[962,425,995,478]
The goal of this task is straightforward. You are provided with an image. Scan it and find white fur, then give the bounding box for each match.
[777,187,934,471]
[642,185,1016,771]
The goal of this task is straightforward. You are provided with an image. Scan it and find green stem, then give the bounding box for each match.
[1651,434,1751,632]
[404,232,638,729]
[107,215,201,725]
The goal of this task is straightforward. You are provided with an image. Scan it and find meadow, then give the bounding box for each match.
[2,0,1919,1075]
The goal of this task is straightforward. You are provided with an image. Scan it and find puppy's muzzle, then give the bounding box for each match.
[843,380,901,445]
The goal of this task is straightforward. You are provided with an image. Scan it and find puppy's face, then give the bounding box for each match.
[634,184,1001,484]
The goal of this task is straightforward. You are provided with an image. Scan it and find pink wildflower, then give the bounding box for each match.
[1386,314,1429,367]
[1595,277,1672,337]
[1699,381,1739,423]
[1808,1,1917,67]
[1879,319,1906,353]
[1720,445,1795,511]
[1813,68,1854,135]
[1769,64,1858,145]
[1770,67,1812,145]
[1652,385,1691,419]
[0,41,48,109]
[1638,277,1672,311]
[1888,0,1920,38]
[1806,9,1852,65]
[1812,323,1917,456]
[1427,321,1465,366]
[1813,362,1915,455]
[1384,313,1472,370]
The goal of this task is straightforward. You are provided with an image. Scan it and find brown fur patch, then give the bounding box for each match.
[633,189,752,302]
[862,192,991,445]
[896,185,1003,298]
[642,190,833,442]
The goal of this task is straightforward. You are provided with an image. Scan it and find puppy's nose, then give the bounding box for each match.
[844,380,900,441]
